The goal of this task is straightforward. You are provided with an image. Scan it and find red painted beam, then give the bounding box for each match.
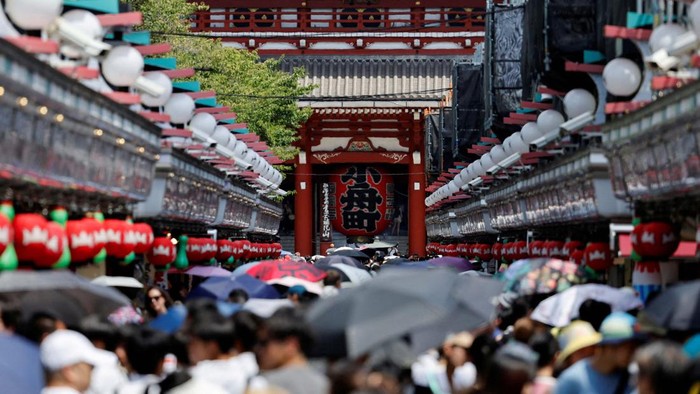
[97,12,143,27]
[537,86,567,96]
[105,92,140,105]
[139,111,170,122]
[161,128,193,137]
[651,76,695,90]
[603,25,652,41]
[605,101,650,114]
[510,112,538,121]
[185,90,216,99]
[149,68,196,79]
[504,117,529,125]
[135,43,172,56]
[521,101,553,110]
[480,137,501,144]
[58,66,99,79]
[212,113,237,121]
[6,36,59,54]
[565,61,605,74]
[226,123,248,130]
[195,106,231,114]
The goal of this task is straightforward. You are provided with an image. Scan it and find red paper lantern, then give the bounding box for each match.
[0,214,13,257]
[492,244,502,260]
[329,165,394,236]
[186,238,204,262]
[443,244,457,257]
[570,250,585,265]
[132,223,154,254]
[147,237,175,267]
[632,222,680,259]
[273,243,282,258]
[82,218,106,257]
[501,242,513,262]
[479,244,493,260]
[104,219,135,259]
[562,241,584,258]
[511,241,526,260]
[35,222,66,268]
[14,214,48,263]
[547,241,565,258]
[240,240,252,259]
[216,240,234,261]
[200,238,217,261]
[529,241,544,257]
[66,220,96,263]
[584,242,612,271]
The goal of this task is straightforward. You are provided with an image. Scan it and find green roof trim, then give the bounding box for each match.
[626,12,654,28]
[195,97,217,107]
[123,31,151,46]
[584,50,605,64]
[173,81,201,92]
[63,0,119,14]
[144,57,176,70]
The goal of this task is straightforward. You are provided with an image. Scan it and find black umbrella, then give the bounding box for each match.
[305,269,503,358]
[314,255,365,269]
[0,271,130,326]
[331,248,371,261]
[643,280,700,331]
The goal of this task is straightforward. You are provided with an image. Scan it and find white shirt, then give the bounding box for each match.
[42,388,82,394]
[189,358,246,394]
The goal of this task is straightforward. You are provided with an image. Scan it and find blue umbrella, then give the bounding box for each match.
[188,274,280,301]
[0,334,43,394]
[427,256,477,272]
[149,305,188,334]
[232,261,262,276]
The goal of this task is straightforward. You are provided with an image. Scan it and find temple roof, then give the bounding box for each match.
[280,56,469,108]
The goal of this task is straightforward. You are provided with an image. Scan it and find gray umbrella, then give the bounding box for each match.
[306,268,503,359]
[0,271,130,326]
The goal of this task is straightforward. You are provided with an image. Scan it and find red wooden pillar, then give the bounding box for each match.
[294,153,313,256]
[408,151,426,256]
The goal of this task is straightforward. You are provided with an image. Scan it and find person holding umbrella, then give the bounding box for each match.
[145,286,173,320]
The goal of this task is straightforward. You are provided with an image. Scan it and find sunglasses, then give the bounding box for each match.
[148,295,163,301]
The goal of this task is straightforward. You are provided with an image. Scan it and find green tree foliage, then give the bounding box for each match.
[125,0,312,161]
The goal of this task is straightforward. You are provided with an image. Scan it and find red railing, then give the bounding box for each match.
[190,7,486,33]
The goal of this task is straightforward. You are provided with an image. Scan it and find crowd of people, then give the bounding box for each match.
[3,254,700,394]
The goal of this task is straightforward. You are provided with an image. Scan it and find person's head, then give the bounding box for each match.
[529,331,558,370]
[596,312,643,370]
[484,341,537,394]
[286,285,317,305]
[578,299,612,331]
[0,301,20,333]
[409,254,420,261]
[633,340,691,394]
[468,332,499,381]
[125,326,171,375]
[228,289,250,305]
[324,270,342,289]
[145,286,173,317]
[79,315,119,351]
[443,332,474,367]
[185,310,235,365]
[41,330,114,392]
[555,320,600,370]
[232,310,262,353]
[256,307,313,370]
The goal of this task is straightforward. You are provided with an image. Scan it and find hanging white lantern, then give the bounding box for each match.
[479,153,495,171]
[54,10,103,59]
[563,89,596,119]
[5,0,62,30]
[649,23,687,53]
[603,58,642,97]
[101,46,144,87]
[226,135,238,151]
[232,140,248,158]
[489,144,508,164]
[140,72,173,108]
[188,112,217,135]
[454,172,466,187]
[163,94,195,125]
[447,182,459,194]
[504,132,528,155]
[520,122,543,144]
[536,110,565,135]
[211,126,231,147]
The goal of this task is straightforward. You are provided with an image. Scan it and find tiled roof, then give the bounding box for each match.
[280,56,464,107]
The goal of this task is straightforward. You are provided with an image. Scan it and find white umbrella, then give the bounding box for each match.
[266,276,324,295]
[91,276,144,289]
[330,263,372,285]
[243,299,294,318]
[531,284,643,327]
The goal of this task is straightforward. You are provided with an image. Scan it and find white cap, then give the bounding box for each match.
[40,330,115,371]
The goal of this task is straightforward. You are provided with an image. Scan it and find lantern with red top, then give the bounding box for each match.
[442,243,457,257]
[66,219,97,263]
[186,238,205,263]
[34,222,67,268]
[478,243,493,261]
[103,219,136,259]
[562,241,584,259]
[631,222,680,260]
[513,240,528,260]
[584,242,613,271]
[201,238,217,262]
[570,249,585,265]
[529,240,544,257]
[500,242,512,262]
[492,243,502,262]
[216,239,234,263]
[132,223,154,254]
[14,214,49,265]
[147,237,176,267]
[240,240,252,260]
[547,241,565,258]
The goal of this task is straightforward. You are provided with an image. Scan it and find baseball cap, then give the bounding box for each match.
[598,312,643,345]
[555,321,602,366]
[40,329,115,371]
